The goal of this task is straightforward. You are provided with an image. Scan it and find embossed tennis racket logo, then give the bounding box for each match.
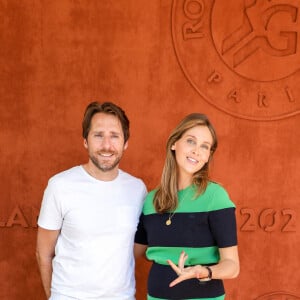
[213,0,299,81]
[172,0,300,120]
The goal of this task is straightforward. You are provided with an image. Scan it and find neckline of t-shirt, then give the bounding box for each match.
[79,165,121,183]
[178,184,194,194]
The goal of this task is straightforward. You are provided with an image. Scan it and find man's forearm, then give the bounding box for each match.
[36,227,60,299]
[37,256,53,299]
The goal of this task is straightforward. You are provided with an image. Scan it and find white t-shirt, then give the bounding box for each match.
[38,166,147,300]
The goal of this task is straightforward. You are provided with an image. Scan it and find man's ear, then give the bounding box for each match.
[124,141,128,150]
[83,139,88,149]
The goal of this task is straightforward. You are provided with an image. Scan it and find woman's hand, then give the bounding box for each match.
[167,246,240,287]
[167,251,209,287]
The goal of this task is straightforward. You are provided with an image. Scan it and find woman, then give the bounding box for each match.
[134,113,239,300]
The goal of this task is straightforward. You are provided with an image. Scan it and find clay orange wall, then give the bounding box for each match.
[0,1,299,299]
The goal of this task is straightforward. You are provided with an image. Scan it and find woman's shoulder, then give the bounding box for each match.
[207,180,227,193]
[142,189,157,215]
[206,181,235,209]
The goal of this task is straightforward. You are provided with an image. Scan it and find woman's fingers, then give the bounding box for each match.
[167,259,181,275]
[178,251,188,270]
[169,271,196,287]
[168,251,200,287]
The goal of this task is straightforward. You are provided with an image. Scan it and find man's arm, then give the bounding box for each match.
[36,227,60,299]
[134,243,147,259]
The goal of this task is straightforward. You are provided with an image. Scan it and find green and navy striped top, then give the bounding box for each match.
[135,182,237,300]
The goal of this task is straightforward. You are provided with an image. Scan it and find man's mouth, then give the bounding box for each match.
[99,152,114,157]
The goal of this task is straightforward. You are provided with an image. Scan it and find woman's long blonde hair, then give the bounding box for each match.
[154,113,218,213]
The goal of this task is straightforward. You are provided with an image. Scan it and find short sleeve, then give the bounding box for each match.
[208,207,237,247]
[134,214,148,245]
[37,180,63,230]
[208,184,237,247]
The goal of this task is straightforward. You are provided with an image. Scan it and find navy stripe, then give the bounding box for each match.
[135,208,237,248]
[209,208,237,247]
[148,263,224,299]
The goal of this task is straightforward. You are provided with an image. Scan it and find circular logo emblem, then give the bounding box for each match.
[172,0,300,120]
[255,291,300,299]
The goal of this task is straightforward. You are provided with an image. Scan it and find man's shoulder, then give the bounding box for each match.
[119,169,144,182]
[48,166,82,185]
[118,169,147,190]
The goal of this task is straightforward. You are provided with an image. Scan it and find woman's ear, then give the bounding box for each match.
[171,144,176,150]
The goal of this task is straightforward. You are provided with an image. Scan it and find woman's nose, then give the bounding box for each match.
[192,146,200,155]
[192,145,207,157]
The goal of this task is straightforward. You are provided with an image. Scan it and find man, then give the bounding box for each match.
[36,102,147,300]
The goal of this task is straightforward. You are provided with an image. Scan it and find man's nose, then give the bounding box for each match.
[101,136,112,149]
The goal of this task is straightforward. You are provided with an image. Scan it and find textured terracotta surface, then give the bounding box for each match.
[0,1,299,299]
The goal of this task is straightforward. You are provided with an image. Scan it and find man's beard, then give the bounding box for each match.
[89,153,122,172]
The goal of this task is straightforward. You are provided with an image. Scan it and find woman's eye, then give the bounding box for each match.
[201,144,210,150]
[187,139,196,145]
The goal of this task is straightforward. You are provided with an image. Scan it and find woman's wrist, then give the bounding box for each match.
[198,266,212,282]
